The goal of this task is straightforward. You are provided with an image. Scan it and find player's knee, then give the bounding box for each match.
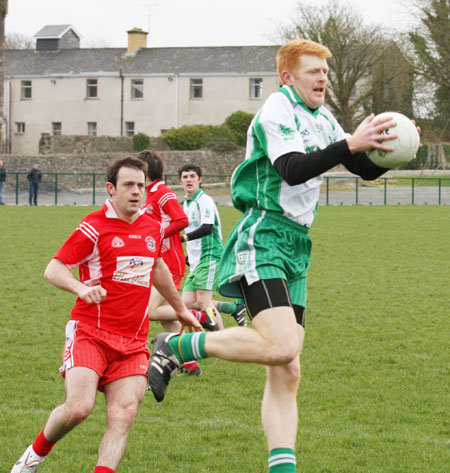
[65,401,94,424]
[269,338,300,365]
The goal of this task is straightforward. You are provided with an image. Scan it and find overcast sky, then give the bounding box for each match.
[5,0,414,48]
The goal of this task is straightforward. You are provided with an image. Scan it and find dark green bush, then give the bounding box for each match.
[163,124,238,151]
[133,132,150,151]
[224,111,254,146]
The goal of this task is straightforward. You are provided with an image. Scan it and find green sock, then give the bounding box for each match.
[268,448,296,472]
[217,301,237,314]
[168,332,208,364]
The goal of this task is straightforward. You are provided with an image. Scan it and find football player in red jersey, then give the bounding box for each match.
[11,156,200,473]
[138,149,205,374]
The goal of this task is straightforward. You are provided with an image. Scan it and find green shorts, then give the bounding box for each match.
[219,208,311,307]
[183,260,220,292]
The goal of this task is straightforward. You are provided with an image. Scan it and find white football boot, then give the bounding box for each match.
[11,445,46,472]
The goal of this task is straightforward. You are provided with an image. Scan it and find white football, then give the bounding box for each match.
[367,112,420,169]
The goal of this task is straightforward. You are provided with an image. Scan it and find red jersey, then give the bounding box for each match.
[54,200,163,341]
[144,181,188,277]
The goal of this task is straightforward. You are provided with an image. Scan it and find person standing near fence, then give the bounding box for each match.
[27,162,42,206]
[0,160,5,205]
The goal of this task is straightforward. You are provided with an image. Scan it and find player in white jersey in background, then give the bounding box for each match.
[148,39,420,472]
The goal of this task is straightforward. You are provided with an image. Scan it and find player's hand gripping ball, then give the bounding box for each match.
[368,112,420,169]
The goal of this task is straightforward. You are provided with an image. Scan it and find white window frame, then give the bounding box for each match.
[86,79,98,99]
[88,122,97,136]
[250,78,263,99]
[16,122,25,134]
[52,122,62,136]
[125,121,135,136]
[131,79,144,99]
[20,80,32,100]
[190,78,203,99]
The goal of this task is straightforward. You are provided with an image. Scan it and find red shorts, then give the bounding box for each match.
[60,320,149,391]
[172,273,182,291]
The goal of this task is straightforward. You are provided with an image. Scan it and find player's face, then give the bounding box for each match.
[180,170,201,198]
[283,54,329,109]
[107,166,145,222]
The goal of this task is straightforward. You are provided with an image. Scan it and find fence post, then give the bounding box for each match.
[93,173,96,206]
[438,178,441,205]
[355,177,359,205]
[411,178,415,205]
[54,173,58,205]
[384,178,387,205]
[15,173,19,205]
[326,176,329,205]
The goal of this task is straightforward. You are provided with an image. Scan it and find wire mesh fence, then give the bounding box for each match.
[1,172,449,206]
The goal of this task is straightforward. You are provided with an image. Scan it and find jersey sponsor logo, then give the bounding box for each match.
[237,250,250,264]
[128,234,142,239]
[205,209,211,218]
[145,236,156,251]
[112,236,125,248]
[301,129,311,136]
[112,256,154,287]
[278,124,295,140]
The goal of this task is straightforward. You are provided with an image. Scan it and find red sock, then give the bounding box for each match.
[183,361,199,370]
[190,309,206,324]
[94,467,115,473]
[32,429,56,457]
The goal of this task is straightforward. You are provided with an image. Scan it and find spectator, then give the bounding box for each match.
[27,162,42,206]
[0,160,5,205]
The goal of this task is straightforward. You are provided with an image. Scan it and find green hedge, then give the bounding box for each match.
[133,132,151,151]
[162,111,254,151]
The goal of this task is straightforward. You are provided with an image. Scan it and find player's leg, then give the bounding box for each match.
[11,367,99,472]
[96,375,147,470]
[263,325,304,472]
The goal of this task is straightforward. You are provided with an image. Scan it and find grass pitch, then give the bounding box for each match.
[0,205,449,472]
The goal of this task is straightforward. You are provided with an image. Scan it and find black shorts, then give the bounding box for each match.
[239,278,305,327]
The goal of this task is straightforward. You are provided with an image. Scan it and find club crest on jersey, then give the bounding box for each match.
[112,236,125,248]
[145,236,156,251]
[278,124,295,140]
[145,204,153,215]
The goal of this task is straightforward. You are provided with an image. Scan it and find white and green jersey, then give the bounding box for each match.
[183,189,223,271]
[231,84,346,227]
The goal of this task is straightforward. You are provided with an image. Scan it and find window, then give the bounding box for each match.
[250,78,263,99]
[190,79,203,99]
[88,122,97,136]
[52,122,62,136]
[125,121,135,136]
[131,79,144,99]
[86,79,98,99]
[21,80,32,100]
[16,122,25,133]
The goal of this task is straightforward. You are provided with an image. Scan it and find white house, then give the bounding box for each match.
[4,25,280,154]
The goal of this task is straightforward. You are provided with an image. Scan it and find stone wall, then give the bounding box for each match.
[0,149,245,186]
[39,134,171,155]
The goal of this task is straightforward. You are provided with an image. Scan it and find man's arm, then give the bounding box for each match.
[181,224,213,242]
[44,258,106,304]
[151,258,202,330]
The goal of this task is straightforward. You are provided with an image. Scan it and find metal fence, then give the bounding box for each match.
[1,172,449,206]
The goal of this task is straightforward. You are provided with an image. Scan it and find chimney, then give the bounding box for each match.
[127,27,148,53]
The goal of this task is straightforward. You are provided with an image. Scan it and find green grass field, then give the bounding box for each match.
[0,205,449,472]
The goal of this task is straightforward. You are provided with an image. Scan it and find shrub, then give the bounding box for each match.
[224,111,254,146]
[133,132,150,151]
[163,124,238,151]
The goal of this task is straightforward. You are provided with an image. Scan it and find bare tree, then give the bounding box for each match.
[5,31,34,49]
[277,0,402,131]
